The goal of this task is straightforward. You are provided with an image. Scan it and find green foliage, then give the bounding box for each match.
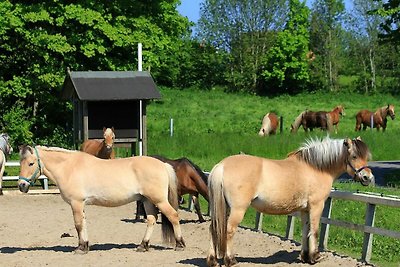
[1,102,33,146]
[260,0,311,95]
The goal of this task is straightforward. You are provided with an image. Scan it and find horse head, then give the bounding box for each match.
[336,105,345,116]
[0,133,13,155]
[344,137,374,186]
[18,145,42,193]
[386,104,395,120]
[103,127,115,151]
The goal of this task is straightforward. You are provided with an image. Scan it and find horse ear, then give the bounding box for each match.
[112,126,115,132]
[103,127,106,132]
[343,138,352,148]
[356,136,362,141]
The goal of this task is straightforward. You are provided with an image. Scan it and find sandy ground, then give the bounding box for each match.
[0,193,371,267]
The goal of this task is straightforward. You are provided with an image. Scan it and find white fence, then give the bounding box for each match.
[2,161,49,190]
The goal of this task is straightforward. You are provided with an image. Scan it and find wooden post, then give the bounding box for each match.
[280,116,283,133]
[188,194,194,211]
[255,212,263,232]
[370,114,374,130]
[285,215,295,239]
[319,197,333,250]
[83,101,89,141]
[362,203,376,262]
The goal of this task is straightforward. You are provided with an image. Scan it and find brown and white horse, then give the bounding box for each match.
[80,127,115,159]
[0,133,13,195]
[258,112,279,136]
[18,145,186,253]
[355,104,395,131]
[206,137,374,266]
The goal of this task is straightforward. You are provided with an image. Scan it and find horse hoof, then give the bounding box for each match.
[74,248,88,255]
[136,246,148,252]
[206,255,219,267]
[224,255,238,267]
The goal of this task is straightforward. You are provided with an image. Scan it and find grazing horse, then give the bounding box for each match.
[0,133,13,195]
[328,105,345,133]
[291,110,333,133]
[18,145,186,253]
[258,112,279,136]
[80,127,115,159]
[355,104,395,131]
[206,136,374,266]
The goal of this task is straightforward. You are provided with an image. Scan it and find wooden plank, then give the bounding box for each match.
[330,190,400,208]
[362,203,376,262]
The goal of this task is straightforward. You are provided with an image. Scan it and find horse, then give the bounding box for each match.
[290,110,333,133]
[328,105,345,133]
[206,136,374,266]
[0,133,13,195]
[80,127,115,159]
[258,112,279,136]
[355,104,395,131]
[151,155,209,222]
[18,145,186,253]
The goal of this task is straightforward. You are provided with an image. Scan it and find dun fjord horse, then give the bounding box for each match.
[206,137,374,266]
[355,104,395,131]
[18,145,186,253]
[258,112,279,136]
[80,127,115,159]
[291,110,333,133]
[152,155,209,222]
[0,133,13,195]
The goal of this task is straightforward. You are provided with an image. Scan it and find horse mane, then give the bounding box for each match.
[290,136,370,172]
[184,158,208,184]
[36,145,77,153]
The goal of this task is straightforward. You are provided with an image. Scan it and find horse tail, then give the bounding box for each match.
[0,150,5,195]
[161,162,179,244]
[208,163,228,258]
[291,111,305,133]
[258,113,271,136]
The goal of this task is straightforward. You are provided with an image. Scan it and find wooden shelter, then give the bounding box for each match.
[61,70,161,155]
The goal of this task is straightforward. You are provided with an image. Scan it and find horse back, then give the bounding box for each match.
[268,113,279,131]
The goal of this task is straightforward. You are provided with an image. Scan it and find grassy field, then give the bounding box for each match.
[145,87,400,267]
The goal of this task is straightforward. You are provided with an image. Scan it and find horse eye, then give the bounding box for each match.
[29,162,34,166]
[352,155,357,159]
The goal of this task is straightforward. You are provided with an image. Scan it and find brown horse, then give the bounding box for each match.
[258,112,279,136]
[291,110,333,133]
[18,145,186,253]
[206,136,374,266]
[151,155,209,222]
[355,104,395,131]
[80,127,115,159]
[328,105,345,133]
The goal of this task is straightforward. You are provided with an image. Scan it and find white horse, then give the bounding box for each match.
[0,133,13,195]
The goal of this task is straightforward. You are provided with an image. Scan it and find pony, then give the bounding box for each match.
[355,104,395,131]
[258,112,279,136]
[206,136,374,266]
[80,127,115,159]
[0,133,13,195]
[18,145,186,253]
[290,110,333,133]
[328,105,345,133]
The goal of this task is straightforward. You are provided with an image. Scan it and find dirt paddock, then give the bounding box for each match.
[0,193,369,267]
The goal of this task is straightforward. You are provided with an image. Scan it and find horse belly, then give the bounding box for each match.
[251,192,307,215]
[85,192,142,207]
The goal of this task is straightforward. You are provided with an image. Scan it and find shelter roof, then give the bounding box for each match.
[62,71,161,101]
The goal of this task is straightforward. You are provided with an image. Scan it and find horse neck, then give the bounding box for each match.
[38,148,71,184]
[291,111,305,131]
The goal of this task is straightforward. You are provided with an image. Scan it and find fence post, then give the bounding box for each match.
[370,114,374,130]
[188,194,194,211]
[285,215,295,239]
[255,212,263,232]
[280,116,284,134]
[362,203,376,262]
[319,197,333,250]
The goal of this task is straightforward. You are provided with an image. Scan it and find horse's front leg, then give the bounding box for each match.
[301,203,324,264]
[70,200,89,254]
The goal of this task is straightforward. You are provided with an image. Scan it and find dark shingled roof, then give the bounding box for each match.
[62,71,161,101]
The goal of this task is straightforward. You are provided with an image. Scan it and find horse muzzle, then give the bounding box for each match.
[354,168,374,186]
[18,179,31,193]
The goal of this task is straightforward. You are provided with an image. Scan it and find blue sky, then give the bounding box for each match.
[177,0,352,23]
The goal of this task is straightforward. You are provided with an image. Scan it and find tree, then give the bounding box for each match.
[371,0,400,44]
[197,0,287,92]
[259,0,311,95]
[0,0,190,145]
[310,0,346,91]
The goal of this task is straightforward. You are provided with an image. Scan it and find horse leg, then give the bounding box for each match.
[192,194,205,223]
[301,203,324,264]
[137,199,158,252]
[70,200,89,254]
[157,201,186,251]
[0,154,5,195]
[224,207,247,267]
[300,211,310,262]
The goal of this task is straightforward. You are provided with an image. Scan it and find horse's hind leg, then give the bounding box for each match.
[192,194,205,223]
[224,207,247,267]
[137,199,158,252]
[0,152,5,195]
[157,201,186,251]
[70,200,89,254]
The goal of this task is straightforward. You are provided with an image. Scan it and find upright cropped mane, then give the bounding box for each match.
[36,145,77,153]
[20,145,77,160]
[292,136,371,172]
